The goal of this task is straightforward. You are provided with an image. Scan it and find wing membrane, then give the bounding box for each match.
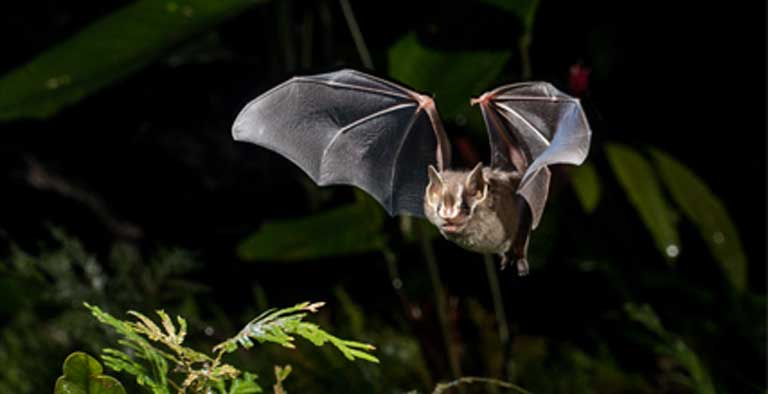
[476,82,591,228]
[233,69,450,217]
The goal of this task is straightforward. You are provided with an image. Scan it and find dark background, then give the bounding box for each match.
[0,1,765,393]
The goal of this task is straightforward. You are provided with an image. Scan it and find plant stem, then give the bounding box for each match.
[299,7,314,69]
[276,0,296,72]
[433,376,531,394]
[339,0,374,69]
[518,0,540,80]
[418,222,462,381]
[484,253,510,379]
[518,33,532,80]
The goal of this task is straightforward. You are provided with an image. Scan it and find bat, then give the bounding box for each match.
[232,69,591,275]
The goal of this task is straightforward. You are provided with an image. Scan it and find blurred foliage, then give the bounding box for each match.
[0,229,202,394]
[0,0,260,120]
[55,352,126,394]
[649,148,747,291]
[605,143,748,292]
[605,143,682,262]
[238,200,386,262]
[570,162,601,213]
[0,0,764,393]
[388,33,511,121]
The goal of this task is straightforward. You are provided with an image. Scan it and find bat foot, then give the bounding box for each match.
[499,253,509,270]
[516,258,530,276]
[499,253,528,276]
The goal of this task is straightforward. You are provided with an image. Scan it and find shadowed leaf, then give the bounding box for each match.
[570,161,601,213]
[605,143,680,262]
[0,0,260,120]
[238,202,386,261]
[650,148,747,291]
[388,33,511,121]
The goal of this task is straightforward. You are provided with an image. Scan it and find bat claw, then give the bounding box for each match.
[516,258,530,276]
[499,253,529,276]
[499,253,509,270]
[470,92,492,106]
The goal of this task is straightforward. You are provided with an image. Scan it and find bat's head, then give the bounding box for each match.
[424,163,489,235]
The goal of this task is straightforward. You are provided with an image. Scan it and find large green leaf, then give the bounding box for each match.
[650,148,747,291]
[0,0,259,121]
[387,33,511,121]
[570,161,601,213]
[238,202,386,261]
[54,352,126,394]
[605,143,680,261]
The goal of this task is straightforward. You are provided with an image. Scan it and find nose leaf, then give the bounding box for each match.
[439,205,458,219]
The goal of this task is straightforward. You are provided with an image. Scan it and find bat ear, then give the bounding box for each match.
[426,165,443,205]
[427,165,443,186]
[465,162,485,191]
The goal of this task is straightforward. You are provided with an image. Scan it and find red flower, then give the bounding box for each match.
[568,63,591,97]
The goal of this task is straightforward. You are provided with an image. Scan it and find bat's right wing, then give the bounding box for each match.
[232,69,451,218]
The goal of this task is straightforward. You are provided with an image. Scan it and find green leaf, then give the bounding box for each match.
[228,372,262,394]
[570,161,601,213]
[479,0,541,31]
[55,352,126,394]
[215,301,379,363]
[649,148,748,291]
[605,143,680,261]
[238,202,386,261]
[0,0,259,121]
[388,33,511,121]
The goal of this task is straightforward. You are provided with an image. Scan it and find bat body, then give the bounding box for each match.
[424,165,529,273]
[233,69,591,275]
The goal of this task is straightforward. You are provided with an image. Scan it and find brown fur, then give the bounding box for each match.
[424,165,523,269]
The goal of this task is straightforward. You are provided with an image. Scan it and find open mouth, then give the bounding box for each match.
[441,222,466,233]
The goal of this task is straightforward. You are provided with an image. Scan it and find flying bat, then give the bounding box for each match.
[232,69,591,275]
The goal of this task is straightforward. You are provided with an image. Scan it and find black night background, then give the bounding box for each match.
[0,1,765,393]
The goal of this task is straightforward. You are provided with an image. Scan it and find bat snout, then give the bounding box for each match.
[439,215,469,234]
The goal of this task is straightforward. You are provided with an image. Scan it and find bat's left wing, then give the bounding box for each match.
[474,82,591,274]
[473,82,592,229]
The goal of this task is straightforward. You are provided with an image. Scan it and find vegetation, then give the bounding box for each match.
[0,1,764,393]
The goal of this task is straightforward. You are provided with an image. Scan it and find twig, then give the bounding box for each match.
[339,0,374,69]
[418,222,462,381]
[518,0,541,80]
[25,158,142,239]
[484,254,509,345]
[518,34,532,81]
[299,8,314,69]
[484,253,510,379]
[276,0,297,72]
[433,376,531,394]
